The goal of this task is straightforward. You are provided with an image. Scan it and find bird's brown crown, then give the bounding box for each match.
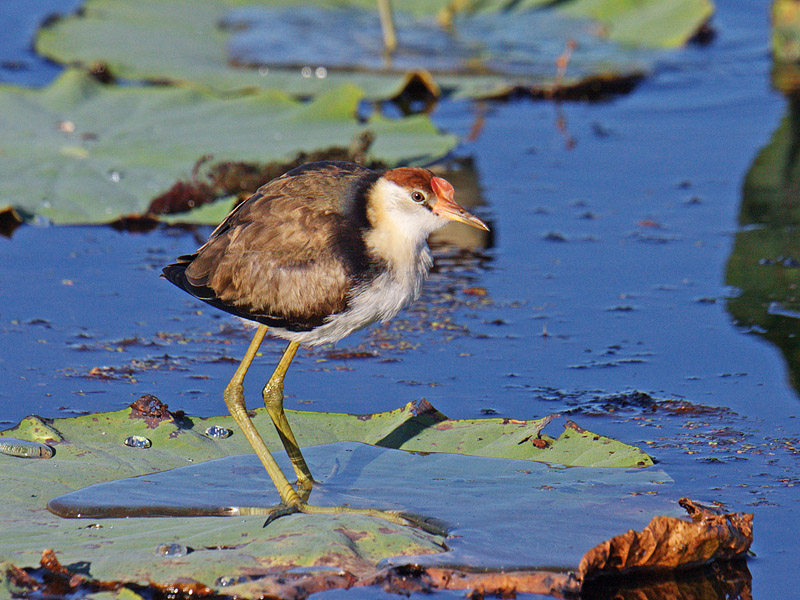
[382,167,436,194]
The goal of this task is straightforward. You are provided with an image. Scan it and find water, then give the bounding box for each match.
[0,0,83,86]
[0,1,797,598]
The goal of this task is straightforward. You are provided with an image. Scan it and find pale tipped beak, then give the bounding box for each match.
[430,176,490,231]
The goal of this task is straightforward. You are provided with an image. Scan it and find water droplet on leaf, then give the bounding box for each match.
[217,575,253,587]
[124,435,151,449]
[155,543,188,557]
[205,425,231,439]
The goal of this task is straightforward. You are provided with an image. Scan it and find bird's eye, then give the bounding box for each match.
[411,191,425,203]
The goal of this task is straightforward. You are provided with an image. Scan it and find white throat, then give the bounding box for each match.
[364,178,444,273]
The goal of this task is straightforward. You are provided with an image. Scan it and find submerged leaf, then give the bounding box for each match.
[224,5,650,86]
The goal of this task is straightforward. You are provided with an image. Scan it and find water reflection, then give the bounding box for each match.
[582,559,751,600]
[725,95,800,394]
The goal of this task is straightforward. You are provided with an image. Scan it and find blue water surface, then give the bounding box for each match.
[0,2,797,598]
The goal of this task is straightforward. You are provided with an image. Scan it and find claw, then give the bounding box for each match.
[262,504,301,528]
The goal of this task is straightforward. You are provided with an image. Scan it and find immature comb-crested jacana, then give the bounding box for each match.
[163,161,488,526]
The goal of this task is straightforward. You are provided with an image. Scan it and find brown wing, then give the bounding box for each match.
[163,162,381,331]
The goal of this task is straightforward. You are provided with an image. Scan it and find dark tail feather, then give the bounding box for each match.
[161,258,192,293]
[161,255,219,301]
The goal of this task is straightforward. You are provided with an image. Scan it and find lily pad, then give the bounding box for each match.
[34,0,712,100]
[558,0,714,48]
[223,4,651,94]
[0,399,754,598]
[0,69,456,224]
[0,398,653,478]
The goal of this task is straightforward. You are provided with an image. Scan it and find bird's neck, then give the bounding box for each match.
[364,223,431,275]
[364,182,433,278]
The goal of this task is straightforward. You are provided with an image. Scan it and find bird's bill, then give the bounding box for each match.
[430,176,490,231]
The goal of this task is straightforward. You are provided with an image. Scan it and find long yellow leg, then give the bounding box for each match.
[263,341,314,489]
[223,324,301,507]
[225,326,445,536]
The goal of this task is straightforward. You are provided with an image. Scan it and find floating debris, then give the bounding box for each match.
[205,425,231,439]
[155,543,189,557]
[123,435,151,449]
[0,438,54,459]
[129,394,172,428]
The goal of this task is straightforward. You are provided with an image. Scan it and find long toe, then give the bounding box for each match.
[259,502,448,537]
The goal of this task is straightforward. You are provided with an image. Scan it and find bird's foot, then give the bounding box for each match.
[261,502,447,537]
[292,481,313,503]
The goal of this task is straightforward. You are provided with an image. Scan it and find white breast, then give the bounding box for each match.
[278,245,433,346]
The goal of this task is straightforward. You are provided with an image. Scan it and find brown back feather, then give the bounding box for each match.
[163,162,382,330]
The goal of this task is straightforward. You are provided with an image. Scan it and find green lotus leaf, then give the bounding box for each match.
[0,400,664,594]
[559,0,714,48]
[35,0,712,100]
[0,69,456,224]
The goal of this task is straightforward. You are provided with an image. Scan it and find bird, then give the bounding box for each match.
[162,160,488,527]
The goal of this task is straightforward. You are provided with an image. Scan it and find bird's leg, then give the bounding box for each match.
[227,331,442,536]
[263,341,314,490]
[223,324,302,508]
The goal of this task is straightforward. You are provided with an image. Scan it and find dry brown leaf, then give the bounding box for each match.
[578,497,753,580]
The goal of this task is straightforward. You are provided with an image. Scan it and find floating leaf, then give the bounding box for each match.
[35,0,712,100]
[35,0,432,99]
[558,0,714,48]
[224,4,651,94]
[0,69,456,224]
[0,398,754,598]
[579,498,752,578]
[0,398,653,478]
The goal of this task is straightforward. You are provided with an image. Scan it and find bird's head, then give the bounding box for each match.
[370,167,489,240]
